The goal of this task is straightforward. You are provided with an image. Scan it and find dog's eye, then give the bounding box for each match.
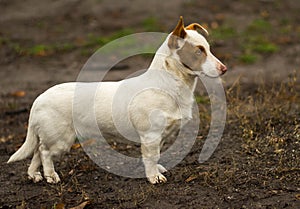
[196,46,205,55]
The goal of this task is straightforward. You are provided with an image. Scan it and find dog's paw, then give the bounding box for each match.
[148,173,167,184]
[28,172,43,183]
[45,172,61,184]
[157,164,167,173]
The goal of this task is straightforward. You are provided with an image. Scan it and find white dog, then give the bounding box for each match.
[8,17,227,184]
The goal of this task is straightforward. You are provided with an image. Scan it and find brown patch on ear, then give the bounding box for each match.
[185,23,209,37]
[168,16,187,49]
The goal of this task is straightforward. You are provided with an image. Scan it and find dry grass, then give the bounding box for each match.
[226,71,299,149]
[224,71,300,188]
[188,71,300,193]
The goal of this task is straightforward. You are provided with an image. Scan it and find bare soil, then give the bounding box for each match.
[0,0,299,208]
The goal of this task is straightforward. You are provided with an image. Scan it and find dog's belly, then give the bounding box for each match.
[73,81,140,142]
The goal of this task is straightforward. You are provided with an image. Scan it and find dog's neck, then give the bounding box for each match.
[148,39,198,91]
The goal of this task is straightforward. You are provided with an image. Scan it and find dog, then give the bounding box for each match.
[8,16,227,184]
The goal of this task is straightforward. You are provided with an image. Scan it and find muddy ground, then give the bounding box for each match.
[0,0,300,208]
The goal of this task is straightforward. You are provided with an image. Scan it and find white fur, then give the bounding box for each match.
[8,27,226,184]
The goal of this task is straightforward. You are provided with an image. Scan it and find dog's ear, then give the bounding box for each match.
[185,23,209,37]
[168,16,186,49]
[172,16,186,38]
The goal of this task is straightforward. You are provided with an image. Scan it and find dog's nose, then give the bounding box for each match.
[219,63,227,74]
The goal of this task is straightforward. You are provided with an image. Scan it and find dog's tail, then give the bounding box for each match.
[7,124,38,163]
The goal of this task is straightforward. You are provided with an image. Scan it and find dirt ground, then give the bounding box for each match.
[0,0,300,208]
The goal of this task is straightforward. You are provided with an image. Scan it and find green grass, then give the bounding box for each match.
[246,18,272,33]
[238,18,279,64]
[253,42,278,54]
[27,44,51,56]
[6,26,164,57]
[211,25,237,40]
[82,28,136,49]
[142,17,162,31]
[1,17,282,62]
[2,28,137,57]
[209,18,279,64]
[239,53,257,64]
[246,36,278,53]
[195,95,210,104]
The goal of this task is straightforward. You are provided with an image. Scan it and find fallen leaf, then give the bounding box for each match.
[68,169,75,176]
[36,50,47,56]
[10,90,26,97]
[16,200,26,209]
[260,10,269,18]
[69,201,90,209]
[185,174,198,183]
[55,203,65,209]
[71,143,81,149]
[67,186,74,192]
[0,137,6,143]
[211,21,219,29]
[274,149,284,154]
[296,194,300,200]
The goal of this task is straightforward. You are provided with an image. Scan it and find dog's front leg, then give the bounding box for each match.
[141,137,167,184]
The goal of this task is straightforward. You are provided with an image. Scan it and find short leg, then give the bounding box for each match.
[141,138,167,184]
[28,149,43,183]
[39,145,60,184]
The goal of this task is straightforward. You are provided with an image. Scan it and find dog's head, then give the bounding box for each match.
[167,16,227,78]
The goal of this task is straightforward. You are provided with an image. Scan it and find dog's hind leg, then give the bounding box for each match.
[39,144,60,184]
[28,147,43,183]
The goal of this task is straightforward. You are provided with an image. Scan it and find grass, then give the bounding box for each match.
[190,71,300,191]
[141,17,163,31]
[239,53,257,64]
[246,19,272,33]
[1,28,137,57]
[239,18,279,64]
[226,71,299,151]
[243,35,278,54]
[209,17,281,64]
[195,95,210,104]
[1,28,162,59]
[4,18,165,58]
[210,25,237,41]
[166,71,299,192]
[0,16,289,64]
[27,44,51,56]
[252,41,278,54]
[86,28,135,47]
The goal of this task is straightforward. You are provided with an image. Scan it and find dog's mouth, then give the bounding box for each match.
[181,61,226,78]
[190,68,225,79]
[194,71,220,78]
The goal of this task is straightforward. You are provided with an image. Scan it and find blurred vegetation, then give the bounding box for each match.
[142,17,164,32]
[0,28,135,57]
[0,12,297,66]
[210,17,282,64]
[193,71,300,187]
[0,16,164,57]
